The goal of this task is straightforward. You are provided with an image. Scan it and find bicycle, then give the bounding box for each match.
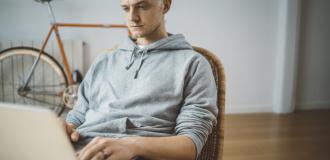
[0,0,126,115]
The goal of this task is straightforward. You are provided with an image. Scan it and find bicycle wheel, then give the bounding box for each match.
[0,47,68,113]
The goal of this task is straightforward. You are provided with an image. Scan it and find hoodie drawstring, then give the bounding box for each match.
[125,47,148,79]
[134,49,147,79]
[125,47,138,70]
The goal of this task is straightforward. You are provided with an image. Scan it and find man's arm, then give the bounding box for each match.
[77,135,196,160]
[174,54,218,158]
[66,79,90,127]
[65,54,102,127]
[133,135,196,160]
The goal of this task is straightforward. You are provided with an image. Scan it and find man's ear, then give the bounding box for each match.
[163,0,172,14]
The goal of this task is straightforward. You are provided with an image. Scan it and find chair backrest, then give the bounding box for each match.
[193,46,226,160]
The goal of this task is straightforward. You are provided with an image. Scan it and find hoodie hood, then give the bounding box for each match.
[118,34,193,79]
[119,33,192,52]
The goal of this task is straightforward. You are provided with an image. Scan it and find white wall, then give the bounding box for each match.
[169,0,279,113]
[0,0,127,73]
[296,0,330,110]
[1,0,328,113]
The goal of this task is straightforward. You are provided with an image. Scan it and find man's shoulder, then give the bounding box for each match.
[178,48,214,72]
[174,48,207,63]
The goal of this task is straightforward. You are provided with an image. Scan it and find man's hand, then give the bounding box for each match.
[77,136,139,160]
[76,135,196,160]
[58,118,79,142]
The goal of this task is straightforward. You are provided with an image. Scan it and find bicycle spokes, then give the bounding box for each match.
[0,47,68,114]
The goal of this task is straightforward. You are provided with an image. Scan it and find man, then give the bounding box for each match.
[64,0,218,159]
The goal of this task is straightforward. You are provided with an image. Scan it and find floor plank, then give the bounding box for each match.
[223,109,330,160]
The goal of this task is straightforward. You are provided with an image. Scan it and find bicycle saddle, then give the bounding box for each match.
[34,0,53,3]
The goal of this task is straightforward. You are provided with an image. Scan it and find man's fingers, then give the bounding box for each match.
[65,123,79,142]
[78,137,108,160]
[71,131,79,142]
[66,123,74,133]
[90,151,104,160]
[78,137,100,159]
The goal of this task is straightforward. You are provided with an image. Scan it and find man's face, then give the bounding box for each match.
[121,0,165,39]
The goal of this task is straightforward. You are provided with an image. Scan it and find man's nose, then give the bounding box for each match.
[129,8,140,22]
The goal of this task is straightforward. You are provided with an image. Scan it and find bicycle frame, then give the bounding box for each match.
[23,22,126,89]
[22,2,127,89]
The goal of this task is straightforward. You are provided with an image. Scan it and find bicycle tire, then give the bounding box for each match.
[0,46,68,114]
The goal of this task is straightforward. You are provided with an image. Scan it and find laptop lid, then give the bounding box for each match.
[0,103,76,160]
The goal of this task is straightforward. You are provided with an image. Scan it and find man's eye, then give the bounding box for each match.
[137,5,147,10]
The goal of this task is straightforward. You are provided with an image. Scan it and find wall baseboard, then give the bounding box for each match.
[225,101,330,114]
[225,105,273,114]
[296,101,330,110]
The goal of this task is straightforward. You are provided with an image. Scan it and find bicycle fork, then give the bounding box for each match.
[18,24,55,95]
[17,53,42,96]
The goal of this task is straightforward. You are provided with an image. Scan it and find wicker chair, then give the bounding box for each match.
[193,46,226,160]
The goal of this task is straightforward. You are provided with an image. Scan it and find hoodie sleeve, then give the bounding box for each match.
[175,54,218,159]
[65,53,106,127]
[65,67,93,127]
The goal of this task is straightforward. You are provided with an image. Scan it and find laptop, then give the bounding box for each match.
[0,103,76,160]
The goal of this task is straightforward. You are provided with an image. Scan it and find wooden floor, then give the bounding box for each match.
[223,109,330,160]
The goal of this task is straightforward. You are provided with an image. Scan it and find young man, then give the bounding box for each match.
[64,0,218,159]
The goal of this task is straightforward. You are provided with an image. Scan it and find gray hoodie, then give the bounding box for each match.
[66,34,218,158]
